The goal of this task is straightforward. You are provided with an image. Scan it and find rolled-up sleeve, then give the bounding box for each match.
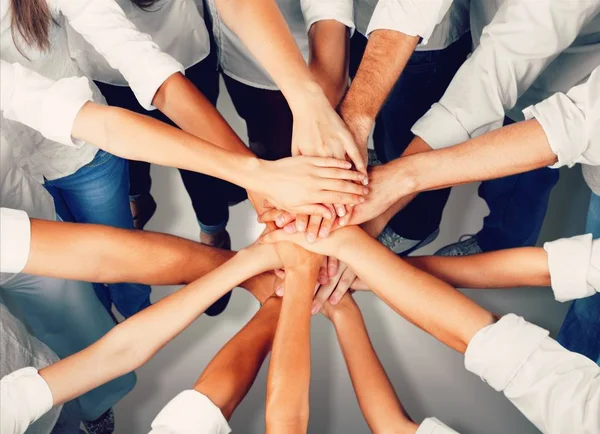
[543,234,599,302]
[0,208,32,275]
[416,417,460,434]
[465,314,600,434]
[366,0,452,44]
[0,367,54,434]
[0,61,93,147]
[54,0,184,110]
[412,0,600,150]
[523,67,600,169]
[301,0,354,34]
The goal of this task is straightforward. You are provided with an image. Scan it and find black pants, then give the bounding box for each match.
[350,32,472,240]
[94,52,238,231]
[223,75,294,162]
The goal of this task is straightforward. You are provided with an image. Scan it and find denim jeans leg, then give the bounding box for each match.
[44,150,152,318]
[557,191,600,365]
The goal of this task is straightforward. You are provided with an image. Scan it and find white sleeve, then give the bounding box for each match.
[416,417,461,434]
[149,390,231,434]
[543,234,600,302]
[523,66,600,169]
[366,0,453,44]
[0,208,32,274]
[300,0,355,34]
[0,60,93,147]
[411,0,600,150]
[53,0,184,110]
[0,367,54,434]
[465,314,600,434]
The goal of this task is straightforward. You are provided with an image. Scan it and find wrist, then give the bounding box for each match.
[330,300,361,326]
[386,158,419,201]
[240,157,266,193]
[285,80,329,115]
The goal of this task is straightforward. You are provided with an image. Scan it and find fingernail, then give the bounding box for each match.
[297,223,306,232]
[359,197,365,203]
[344,162,352,168]
[276,287,284,296]
[307,233,316,243]
[330,296,339,305]
[363,187,369,194]
[276,216,284,226]
[311,305,319,315]
[362,178,369,186]
[337,207,346,217]
[339,219,346,226]
[319,228,329,238]
[324,212,332,220]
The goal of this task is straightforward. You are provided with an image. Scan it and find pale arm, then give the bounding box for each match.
[327,295,417,434]
[38,245,281,407]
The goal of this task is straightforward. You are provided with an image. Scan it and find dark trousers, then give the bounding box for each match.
[94,52,236,231]
[351,32,472,241]
[223,75,294,161]
[475,117,560,250]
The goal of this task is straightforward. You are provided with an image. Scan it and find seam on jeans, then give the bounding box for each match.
[85,151,114,168]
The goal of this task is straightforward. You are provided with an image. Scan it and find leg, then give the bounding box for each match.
[0,275,136,421]
[194,297,281,419]
[374,33,472,252]
[44,151,152,318]
[557,191,600,365]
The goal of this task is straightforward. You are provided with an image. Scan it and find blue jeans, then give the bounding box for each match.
[350,32,472,240]
[44,150,152,318]
[557,191,600,365]
[475,118,560,251]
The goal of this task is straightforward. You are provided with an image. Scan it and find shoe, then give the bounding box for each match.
[204,230,233,317]
[83,408,114,434]
[378,226,440,256]
[130,194,157,230]
[367,148,382,167]
[435,234,483,256]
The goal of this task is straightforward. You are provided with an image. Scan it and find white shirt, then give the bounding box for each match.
[416,418,459,434]
[410,0,600,151]
[523,66,600,170]
[67,0,210,86]
[207,0,355,90]
[0,208,31,275]
[0,0,183,180]
[364,0,470,51]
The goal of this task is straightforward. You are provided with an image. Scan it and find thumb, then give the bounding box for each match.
[260,229,291,244]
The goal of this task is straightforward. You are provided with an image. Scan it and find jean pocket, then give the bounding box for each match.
[85,149,114,168]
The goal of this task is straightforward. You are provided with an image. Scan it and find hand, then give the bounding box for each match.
[320,290,359,322]
[311,261,358,314]
[260,226,360,259]
[274,240,322,273]
[340,107,373,172]
[242,237,283,272]
[255,156,368,218]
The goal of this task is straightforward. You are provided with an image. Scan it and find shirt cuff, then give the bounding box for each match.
[465,314,549,392]
[151,390,231,434]
[0,367,54,433]
[40,76,94,147]
[522,93,587,169]
[411,103,471,150]
[302,1,355,35]
[544,234,598,302]
[0,208,31,274]
[416,417,460,434]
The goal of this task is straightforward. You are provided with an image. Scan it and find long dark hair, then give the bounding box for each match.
[10,0,160,54]
[10,0,53,53]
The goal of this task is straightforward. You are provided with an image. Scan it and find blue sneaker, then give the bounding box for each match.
[378,226,440,256]
[435,235,483,256]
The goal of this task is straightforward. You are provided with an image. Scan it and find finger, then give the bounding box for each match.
[276,212,295,228]
[311,281,336,315]
[260,230,291,244]
[317,167,367,183]
[275,284,284,297]
[275,269,285,280]
[321,179,370,196]
[262,199,275,209]
[258,209,283,224]
[343,137,368,176]
[306,215,322,243]
[335,204,346,217]
[318,257,329,285]
[327,256,339,277]
[319,215,335,238]
[329,268,356,305]
[350,278,369,291]
[296,214,309,233]
[283,222,298,234]
[338,205,354,227]
[317,192,365,206]
[293,204,334,220]
[308,157,353,169]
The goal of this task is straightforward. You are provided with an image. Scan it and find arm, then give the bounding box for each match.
[213,0,366,173]
[38,243,282,408]
[325,295,418,434]
[266,246,322,433]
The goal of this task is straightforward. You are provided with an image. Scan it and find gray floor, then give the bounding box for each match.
[114,79,590,434]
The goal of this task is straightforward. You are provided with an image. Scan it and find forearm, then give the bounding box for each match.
[386,120,558,207]
[266,265,319,432]
[308,20,350,107]
[194,297,281,419]
[406,248,550,289]
[333,306,416,434]
[72,103,262,190]
[39,250,270,406]
[338,228,494,353]
[152,73,253,157]
[340,30,419,136]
